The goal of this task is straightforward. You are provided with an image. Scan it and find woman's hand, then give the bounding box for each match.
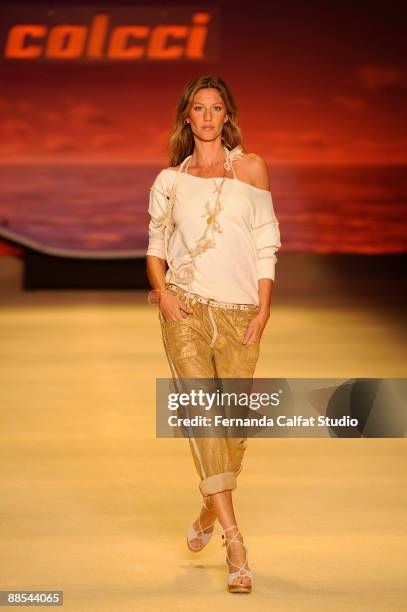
[159,290,193,321]
[242,308,270,344]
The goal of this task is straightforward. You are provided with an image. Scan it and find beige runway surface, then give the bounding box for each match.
[1,256,407,611]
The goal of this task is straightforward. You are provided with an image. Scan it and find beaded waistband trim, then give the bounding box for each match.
[167,284,258,311]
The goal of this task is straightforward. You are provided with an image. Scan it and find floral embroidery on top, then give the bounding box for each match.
[158,145,245,289]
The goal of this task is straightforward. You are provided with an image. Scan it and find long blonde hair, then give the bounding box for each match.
[168,75,244,166]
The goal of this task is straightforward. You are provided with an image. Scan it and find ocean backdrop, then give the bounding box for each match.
[0,164,406,255]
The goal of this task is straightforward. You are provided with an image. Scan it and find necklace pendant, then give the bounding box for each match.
[207,216,214,225]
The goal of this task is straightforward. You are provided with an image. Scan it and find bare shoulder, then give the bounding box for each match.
[235,152,270,191]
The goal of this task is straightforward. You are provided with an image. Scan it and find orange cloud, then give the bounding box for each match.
[68,102,113,126]
[0,98,11,112]
[291,96,313,106]
[333,95,365,111]
[16,101,32,112]
[43,111,60,122]
[90,132,122,149]
[44,135,79,153]
[1,119,31,136]
[267,130,329,149]
[0,140,26,157]
[357,64,407,95]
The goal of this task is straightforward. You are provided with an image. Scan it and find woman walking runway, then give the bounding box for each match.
[146,74,281,593]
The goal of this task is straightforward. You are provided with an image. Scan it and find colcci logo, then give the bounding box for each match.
[4,12,212,61]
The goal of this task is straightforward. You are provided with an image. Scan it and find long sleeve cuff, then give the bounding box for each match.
[257,249,278,280]
[252,220,281,281]
[146,176,168,259]
[251,188,281,282]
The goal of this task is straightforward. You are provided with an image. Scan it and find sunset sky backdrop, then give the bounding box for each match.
[0,0,406,166]
[0,1,406,257]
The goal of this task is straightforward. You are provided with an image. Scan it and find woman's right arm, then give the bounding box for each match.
[146,256,192,321]
[146,176,192,321]
[146,254,167,294]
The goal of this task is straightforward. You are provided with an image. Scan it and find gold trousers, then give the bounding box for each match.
[158,283,261,496]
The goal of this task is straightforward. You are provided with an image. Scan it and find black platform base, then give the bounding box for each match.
[24,251,149,290]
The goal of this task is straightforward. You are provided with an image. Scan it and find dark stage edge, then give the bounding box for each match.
[2,250,406,293]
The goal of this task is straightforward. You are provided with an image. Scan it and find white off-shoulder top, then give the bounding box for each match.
[146,146,282,305]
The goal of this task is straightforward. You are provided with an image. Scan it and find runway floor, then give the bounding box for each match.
[1,256,406,611]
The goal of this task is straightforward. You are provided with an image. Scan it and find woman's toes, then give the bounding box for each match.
[190,537,203,550]
[234,575,250,587]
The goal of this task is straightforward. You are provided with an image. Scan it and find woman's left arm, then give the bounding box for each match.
[243,155,281,344]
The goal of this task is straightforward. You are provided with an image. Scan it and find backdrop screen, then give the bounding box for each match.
[0,1,406,256]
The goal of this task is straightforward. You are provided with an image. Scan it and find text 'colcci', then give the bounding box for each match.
[4,12,211,61]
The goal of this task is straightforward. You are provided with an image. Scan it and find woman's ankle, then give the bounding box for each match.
[222,524,241,538]
[203,496,214,511]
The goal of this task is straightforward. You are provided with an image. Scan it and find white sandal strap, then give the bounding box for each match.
[221,525,252,582]
[187,525,214,546]
[187,501,216,547]
[189,520,216,537]
[197,512,216,533]
[197,499,216,534]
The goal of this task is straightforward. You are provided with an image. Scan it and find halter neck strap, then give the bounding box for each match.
[179,155,193,174]
[178,146,235,177]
